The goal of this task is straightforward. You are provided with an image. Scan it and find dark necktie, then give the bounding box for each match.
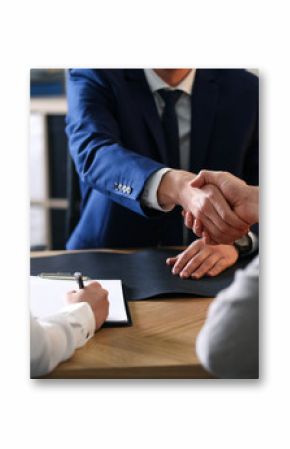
[157,89,183,168]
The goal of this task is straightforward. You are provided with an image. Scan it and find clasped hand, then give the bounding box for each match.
[180,170,258,244]
[180,182,249,245]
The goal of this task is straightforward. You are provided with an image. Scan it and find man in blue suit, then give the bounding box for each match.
[66,69,258,278]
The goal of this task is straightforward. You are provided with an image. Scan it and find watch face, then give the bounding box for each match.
[235,235,252,253]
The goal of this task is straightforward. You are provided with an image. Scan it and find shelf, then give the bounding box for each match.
[30,97,67,114]
[31,199,68,209]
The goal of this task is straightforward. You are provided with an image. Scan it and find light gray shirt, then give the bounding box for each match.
[196,256,259,378]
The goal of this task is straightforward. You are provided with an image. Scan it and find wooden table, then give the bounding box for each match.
[31,249,214,379]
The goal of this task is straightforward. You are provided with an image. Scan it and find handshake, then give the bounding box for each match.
[158,169,259,245]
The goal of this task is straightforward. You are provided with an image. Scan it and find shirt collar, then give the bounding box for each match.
[144,69,195,95]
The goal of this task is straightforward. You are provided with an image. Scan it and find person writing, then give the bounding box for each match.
[30,281,109,378]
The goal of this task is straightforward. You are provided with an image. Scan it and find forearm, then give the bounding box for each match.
[69,134,165,216]
[30,303,95,378]
[31,320,75,378]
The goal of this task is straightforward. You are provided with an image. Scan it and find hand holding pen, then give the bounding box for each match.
[66,275,109,330]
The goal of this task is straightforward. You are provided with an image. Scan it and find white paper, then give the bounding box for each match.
[30,276,128,323]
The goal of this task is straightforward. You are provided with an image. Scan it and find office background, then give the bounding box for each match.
[30,69,68,250]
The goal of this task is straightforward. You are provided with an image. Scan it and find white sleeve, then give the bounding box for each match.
[141,168,175,211]
[196,256,259,379]
[30,302,96,378]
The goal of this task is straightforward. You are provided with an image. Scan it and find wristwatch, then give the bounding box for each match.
[234,234,253,255]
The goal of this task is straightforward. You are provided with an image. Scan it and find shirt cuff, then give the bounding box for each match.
[141,168,175,211]
[46,302,96,350]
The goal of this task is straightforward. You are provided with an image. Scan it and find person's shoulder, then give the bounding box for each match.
[216,69,258,93]
[68,68,124,84]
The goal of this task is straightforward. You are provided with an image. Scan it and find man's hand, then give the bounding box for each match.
[166,239,239,279]
[191,170,259,225]
[66,281,109,331]
[158,170,249,244]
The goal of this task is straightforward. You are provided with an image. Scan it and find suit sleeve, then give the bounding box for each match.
[66,69,165,217]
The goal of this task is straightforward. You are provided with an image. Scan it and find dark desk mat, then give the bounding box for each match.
[31,249,255,301]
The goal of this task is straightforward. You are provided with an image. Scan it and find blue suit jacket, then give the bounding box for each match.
[66,69,258,249]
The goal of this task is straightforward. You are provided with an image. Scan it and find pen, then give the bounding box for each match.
[74,272,85,289]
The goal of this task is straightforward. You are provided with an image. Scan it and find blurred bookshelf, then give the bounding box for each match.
[30,97,67,114]
[30,69,69,251]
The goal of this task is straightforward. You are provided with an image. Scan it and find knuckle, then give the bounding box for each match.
[103,289,109,299]
[220,210,226,221]
[207,189,215,200]
[91,281,102,289]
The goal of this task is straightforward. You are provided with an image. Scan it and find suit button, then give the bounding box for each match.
[127,186,132,194]
[122,185,128,193]
[114,183,118,190]
[118,183,123,191]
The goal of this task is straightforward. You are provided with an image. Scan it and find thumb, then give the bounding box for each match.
[190,171,207,188]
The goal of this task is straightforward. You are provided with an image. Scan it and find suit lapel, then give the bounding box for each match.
[190,69,219,173]
[125,70,168,164]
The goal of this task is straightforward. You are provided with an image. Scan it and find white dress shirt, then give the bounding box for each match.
[30,302,95,377]
[196,256,259,378]
[142,68,196,211]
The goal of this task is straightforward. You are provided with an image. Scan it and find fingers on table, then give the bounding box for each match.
[171,241,203,275]
[180,252,221,279]
[167,247,231,279]
[166,257,177,266]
